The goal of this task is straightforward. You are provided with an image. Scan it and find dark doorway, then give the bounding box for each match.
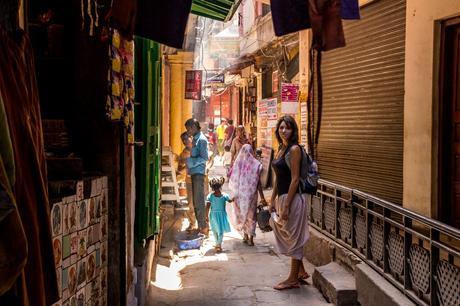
[439,17,460,228]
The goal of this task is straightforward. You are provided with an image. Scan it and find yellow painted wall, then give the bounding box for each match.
[404,1,460,217]
[166,52,194,156]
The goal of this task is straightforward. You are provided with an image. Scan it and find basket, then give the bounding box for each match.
[175,231,205,250]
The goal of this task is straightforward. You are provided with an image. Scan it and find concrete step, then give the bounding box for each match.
[355,263,416,306]
[313,262,358,306]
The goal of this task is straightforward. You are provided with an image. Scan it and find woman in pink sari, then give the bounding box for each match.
[228,144,267,245]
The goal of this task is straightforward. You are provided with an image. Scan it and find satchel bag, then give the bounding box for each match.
[285,145,320,195]
[256,205,272,232]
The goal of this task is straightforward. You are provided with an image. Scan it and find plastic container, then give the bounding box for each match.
[175,231,205,250]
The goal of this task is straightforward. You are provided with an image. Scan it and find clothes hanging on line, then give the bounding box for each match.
[106,29,136,144]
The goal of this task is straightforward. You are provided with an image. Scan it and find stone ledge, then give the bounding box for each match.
[355,263,416,306]
[313,262,358,306]
[304,227,361,270]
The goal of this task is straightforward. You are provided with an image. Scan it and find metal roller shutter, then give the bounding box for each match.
[316,0,406,204]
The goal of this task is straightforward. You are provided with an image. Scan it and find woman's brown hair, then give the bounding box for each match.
[275,115,299,148]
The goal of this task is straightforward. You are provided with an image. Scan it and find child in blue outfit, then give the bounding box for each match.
[206,177,232,253]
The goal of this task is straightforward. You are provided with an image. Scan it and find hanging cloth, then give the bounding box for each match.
[0,90,28,297]
[106,29,136,144]
[270,0,311,37]
[341,0,360,20]
[0,27,59,306]
[135,0,192,49]
[309,0,346,52]
[108,0,137,40]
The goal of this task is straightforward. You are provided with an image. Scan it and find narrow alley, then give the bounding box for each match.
[148,158,331,306]
[1,1,460,306]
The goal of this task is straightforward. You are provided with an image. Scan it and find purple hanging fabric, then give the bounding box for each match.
[270,0,311,37]
[341,0,360,19]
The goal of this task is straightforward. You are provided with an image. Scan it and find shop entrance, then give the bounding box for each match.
[439,17,460,229]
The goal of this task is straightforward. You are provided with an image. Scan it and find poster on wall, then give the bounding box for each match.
[300,102,308,148]
[266,98,278,128]
[281,83,299,114]
[272,70,279,93]
[185,70,202,100]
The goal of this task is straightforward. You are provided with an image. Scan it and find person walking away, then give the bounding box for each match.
[269,115,310,290]
[185,118,210,236]
[206,177,232,253]
[223,145,232,179]
[230,125,250,164]
[224,119,235,148]
[216,119,227,156]
[205,122,218,156]
[228,144,267,246]
[177,132,196,231]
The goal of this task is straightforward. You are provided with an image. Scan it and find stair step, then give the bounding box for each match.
[162,182,176,187]
[313,262,358,306]
[161,167,173,172]
[355,263,415,306]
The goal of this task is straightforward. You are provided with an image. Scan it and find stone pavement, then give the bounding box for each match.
[147,157,332,306]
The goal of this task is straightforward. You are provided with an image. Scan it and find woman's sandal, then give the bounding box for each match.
[215,246,222,253]
[247,240,254,246]
[298,272,310,285]
[273,282,300,290]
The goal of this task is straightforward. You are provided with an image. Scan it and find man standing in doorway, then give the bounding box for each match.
[185,118,209,236]
[224,119,235,148]
[216,118,227,156]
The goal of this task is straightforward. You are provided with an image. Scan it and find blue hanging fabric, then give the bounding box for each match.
[341,0,360,20]
[270,0,311,37]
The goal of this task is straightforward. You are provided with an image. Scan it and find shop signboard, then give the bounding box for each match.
[281,83,299,114]
[185,70,202,100]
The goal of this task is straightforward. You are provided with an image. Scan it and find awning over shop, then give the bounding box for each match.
[191,0,242,22]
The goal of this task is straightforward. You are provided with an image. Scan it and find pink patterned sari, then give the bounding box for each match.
[228,144,262,236]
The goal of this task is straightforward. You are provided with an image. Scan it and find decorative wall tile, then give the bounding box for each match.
[52,176,108,305]
[68,263,77,296]
[78,200,88,230]
[53,236,63,267]
[78,229,87,258]
[52,202,63,237]
[70,232,79,255]
[101,189,108,213]
[87,252,97,281]
[76,257,86,288]
[62,235,71,260]
[68,202,78,233]
[76,181,84,201]
[89,197,98,225]
[62,203,70,235]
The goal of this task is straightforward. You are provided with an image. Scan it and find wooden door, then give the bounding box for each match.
[440,18,460,228]
[134,38,162,242]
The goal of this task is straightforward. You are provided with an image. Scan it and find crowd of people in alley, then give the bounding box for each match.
[177,116,311,290]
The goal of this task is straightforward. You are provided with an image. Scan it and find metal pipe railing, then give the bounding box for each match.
[309,180,460,306]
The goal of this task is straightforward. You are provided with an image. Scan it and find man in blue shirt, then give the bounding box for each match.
[185,118,209,235]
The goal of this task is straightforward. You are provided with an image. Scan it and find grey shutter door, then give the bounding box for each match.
[316,0,406,204]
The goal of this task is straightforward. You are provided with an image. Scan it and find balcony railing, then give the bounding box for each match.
[309,180,460,306]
